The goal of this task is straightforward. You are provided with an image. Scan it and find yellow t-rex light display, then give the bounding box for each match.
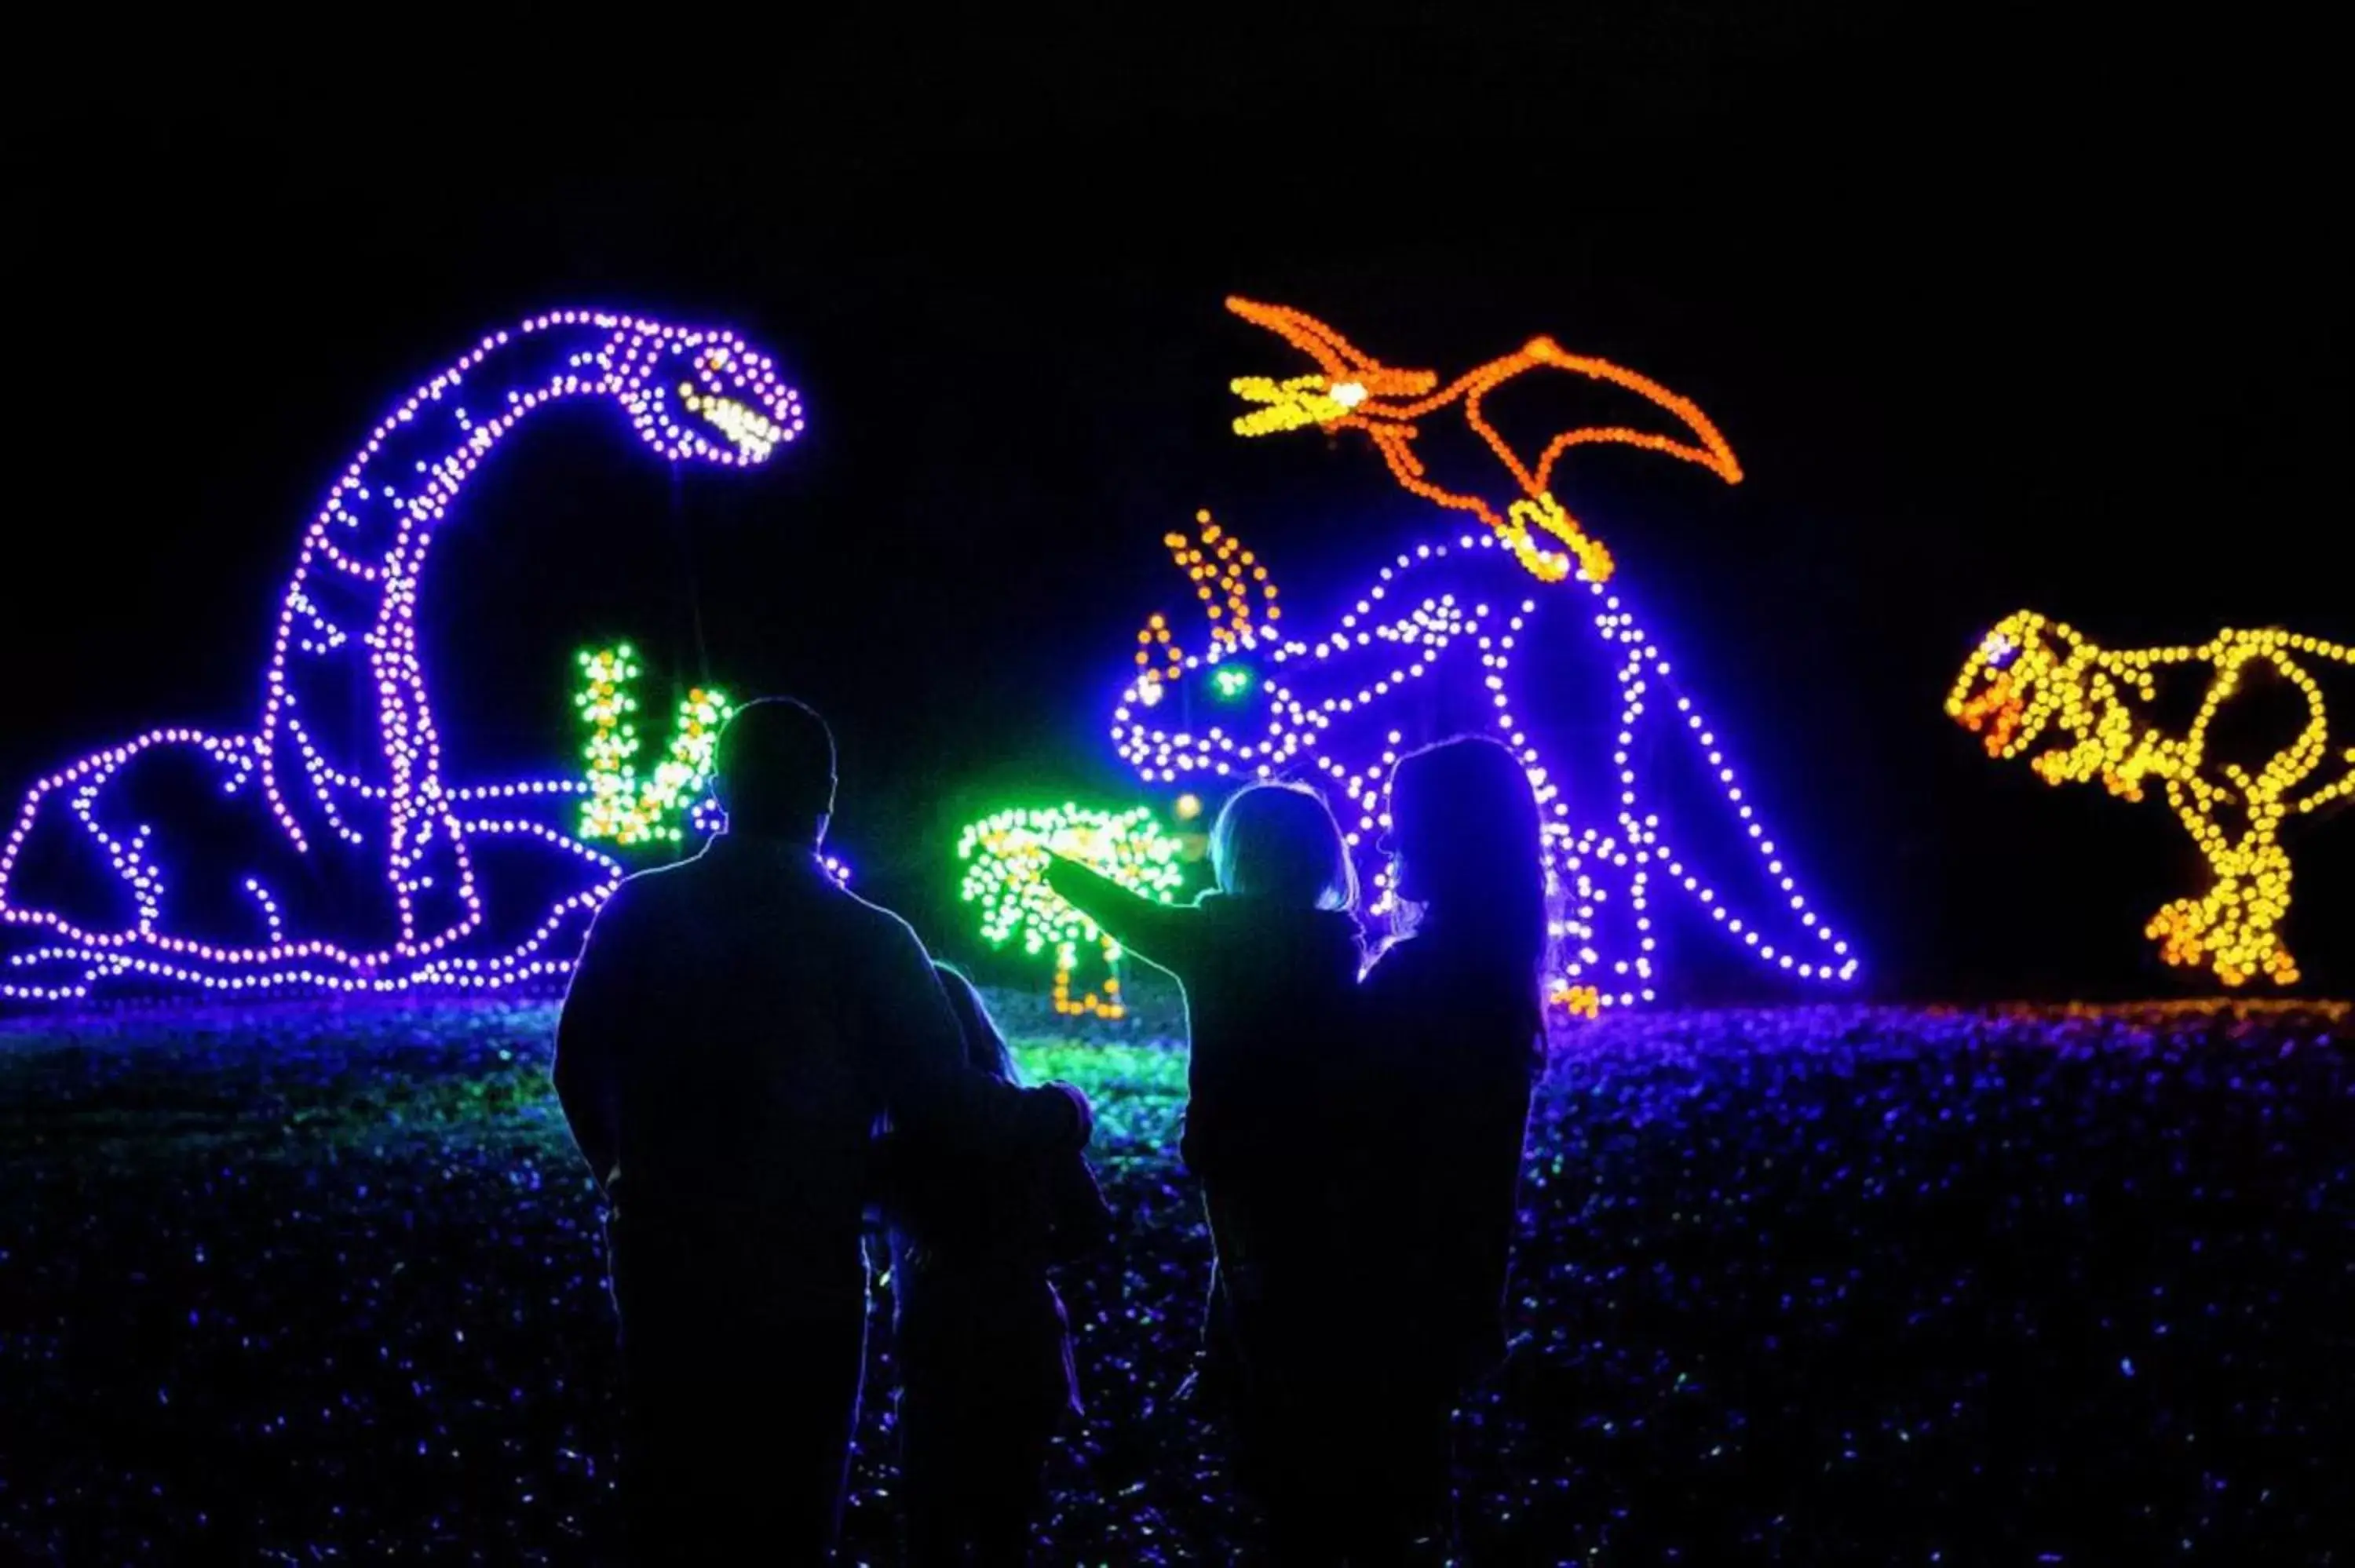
[1948,611,2355,986]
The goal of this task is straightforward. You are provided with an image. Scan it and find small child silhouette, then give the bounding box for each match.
[879,965,1114,1565]
[1046,782,1366,1556]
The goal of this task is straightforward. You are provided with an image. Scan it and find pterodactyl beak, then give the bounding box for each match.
[1225,296,1439,436]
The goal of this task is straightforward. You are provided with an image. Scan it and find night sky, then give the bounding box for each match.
[4,16,2345,997]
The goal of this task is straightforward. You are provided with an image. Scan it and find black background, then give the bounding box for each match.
[2,13,2345,998]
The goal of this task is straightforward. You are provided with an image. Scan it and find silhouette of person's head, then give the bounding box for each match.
[712,698,836,844]
[1209,781,1357,911]
[1388,735,1546,972]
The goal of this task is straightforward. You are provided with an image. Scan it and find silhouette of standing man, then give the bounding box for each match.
[555,698,1091,1563]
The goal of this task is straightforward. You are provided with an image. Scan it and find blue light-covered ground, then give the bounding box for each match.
[3,994,2350,1563]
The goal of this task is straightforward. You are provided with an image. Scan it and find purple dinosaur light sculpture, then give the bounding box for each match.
[0,310,804,1001]
[1105,301,1860,1012]
[1111,517,1860,1010]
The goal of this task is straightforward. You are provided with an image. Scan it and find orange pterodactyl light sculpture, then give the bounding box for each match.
[1225,297,1743,584]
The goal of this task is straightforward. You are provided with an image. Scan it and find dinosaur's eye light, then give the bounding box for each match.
[1982,633,2020,671]
[1209,665,1256,701]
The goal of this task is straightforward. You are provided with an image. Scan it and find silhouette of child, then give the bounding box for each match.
[880,963,1113,1566]
[1044,782,1364,1552]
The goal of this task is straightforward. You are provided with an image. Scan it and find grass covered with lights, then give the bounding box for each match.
[4,994,2352,1563]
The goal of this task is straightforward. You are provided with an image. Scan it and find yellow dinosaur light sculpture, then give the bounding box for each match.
[1225,297,1743,585]
[1948,611,2355,986]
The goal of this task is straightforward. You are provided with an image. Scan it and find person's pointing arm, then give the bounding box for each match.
[1044,855,1199,974]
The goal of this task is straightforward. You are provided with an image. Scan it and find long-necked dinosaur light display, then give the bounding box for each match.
[0,312,804,1001]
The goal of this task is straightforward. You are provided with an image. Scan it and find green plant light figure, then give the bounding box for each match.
[956,803,1186,1019]
[573,644,734,848]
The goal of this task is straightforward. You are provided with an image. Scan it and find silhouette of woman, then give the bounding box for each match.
[1344,735,1548,1563]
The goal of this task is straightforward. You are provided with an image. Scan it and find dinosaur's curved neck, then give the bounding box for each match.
[309,315,639,576]
[255,313,645,854]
